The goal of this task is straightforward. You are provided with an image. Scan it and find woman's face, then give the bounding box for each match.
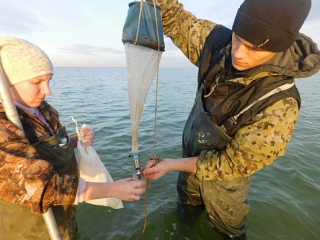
[9,74,52,107]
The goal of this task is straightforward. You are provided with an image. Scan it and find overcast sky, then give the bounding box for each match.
[1,0,319,68]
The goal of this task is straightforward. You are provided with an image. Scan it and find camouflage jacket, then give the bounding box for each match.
[0,101,78,214]
[155,0,320,180]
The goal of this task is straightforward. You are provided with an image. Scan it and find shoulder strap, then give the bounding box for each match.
[20,118,39,144]
[221,82,300,136]
[198,26,232,89]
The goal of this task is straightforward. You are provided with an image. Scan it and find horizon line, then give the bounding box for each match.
[53,66,197,69]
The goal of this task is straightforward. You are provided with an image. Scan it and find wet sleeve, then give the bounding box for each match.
[196,97,299,181]
[151,0,220,66]
[0,120,78,214]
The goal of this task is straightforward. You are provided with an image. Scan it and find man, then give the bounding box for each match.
[143,0,320,239]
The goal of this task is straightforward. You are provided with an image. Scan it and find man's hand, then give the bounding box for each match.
[143,156,198,180]
[143,158,169,180]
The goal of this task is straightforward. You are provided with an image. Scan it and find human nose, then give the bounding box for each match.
[234,43,247,59]
[41,82,51,95]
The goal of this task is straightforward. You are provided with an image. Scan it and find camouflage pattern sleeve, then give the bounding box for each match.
[0,107,78,214]
[153,0,219,66]
[196,97,299,181]
[39,101,63,132]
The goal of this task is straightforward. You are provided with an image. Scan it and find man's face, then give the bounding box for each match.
[231,33,277,71]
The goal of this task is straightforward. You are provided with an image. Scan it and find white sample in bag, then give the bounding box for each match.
[72,117,123,209]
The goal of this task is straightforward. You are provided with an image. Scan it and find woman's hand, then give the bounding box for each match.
[79,127,94,146]
[111,178,146,201]
[84,178,146,202]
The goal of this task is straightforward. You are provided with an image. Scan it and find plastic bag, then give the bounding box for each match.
[72,117,123,209]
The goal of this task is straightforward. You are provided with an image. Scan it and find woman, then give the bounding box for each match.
[0,37,146,239]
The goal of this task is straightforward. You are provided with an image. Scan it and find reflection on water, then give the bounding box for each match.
[47,68,320,240]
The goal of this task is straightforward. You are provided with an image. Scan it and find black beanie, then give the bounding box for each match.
[232,0,311,52]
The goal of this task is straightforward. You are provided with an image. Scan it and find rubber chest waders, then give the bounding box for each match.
[178,90,252,237]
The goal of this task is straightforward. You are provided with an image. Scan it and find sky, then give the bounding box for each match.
[1,0,320,68]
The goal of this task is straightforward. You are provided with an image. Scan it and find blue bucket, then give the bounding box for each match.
[122,1,165,51]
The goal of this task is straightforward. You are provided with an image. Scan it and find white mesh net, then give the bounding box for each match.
[124,43,162,154]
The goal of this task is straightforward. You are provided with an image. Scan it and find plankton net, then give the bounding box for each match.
[122,1,165,178]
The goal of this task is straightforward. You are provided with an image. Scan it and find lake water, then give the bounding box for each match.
[46,68,320,240]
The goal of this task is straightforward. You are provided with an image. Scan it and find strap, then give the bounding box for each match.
[234,82,295,121]
[20,118,39,144]
[221,82,295,134]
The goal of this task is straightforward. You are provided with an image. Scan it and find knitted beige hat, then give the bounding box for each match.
[0,37,53,86]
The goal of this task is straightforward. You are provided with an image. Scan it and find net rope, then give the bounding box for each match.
[133,0,161,237]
